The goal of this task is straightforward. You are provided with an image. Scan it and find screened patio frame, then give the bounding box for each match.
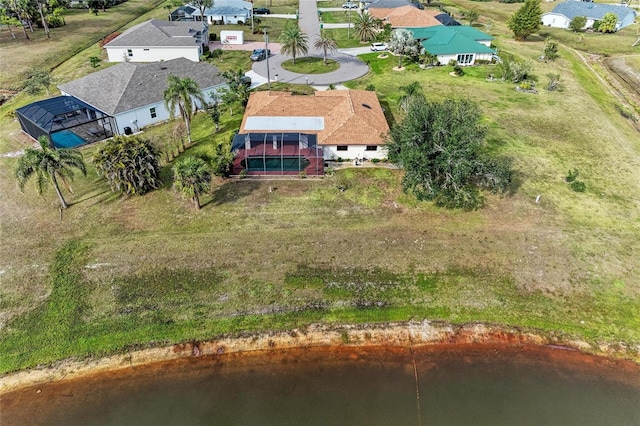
[232,132,324,176]
[16,96,116,148]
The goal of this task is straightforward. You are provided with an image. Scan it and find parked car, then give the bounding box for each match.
[342,2,358,9]
[250,49,270,61]
[370,42,387,51]
[253,7,270,15]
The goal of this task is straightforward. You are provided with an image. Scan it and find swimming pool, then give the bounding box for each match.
[51,129,86,149]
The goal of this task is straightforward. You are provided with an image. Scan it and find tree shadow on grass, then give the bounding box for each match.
[206,179,263,207]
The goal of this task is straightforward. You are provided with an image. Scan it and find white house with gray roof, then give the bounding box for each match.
[104,19,208,63]
[542,2,637,31]
[189,0,252,25]
[58,58,226,134]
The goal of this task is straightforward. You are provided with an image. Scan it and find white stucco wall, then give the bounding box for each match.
[541,13,572,29]
[111,84,226,133]
[323,145,387,161]
[106,46,202,63]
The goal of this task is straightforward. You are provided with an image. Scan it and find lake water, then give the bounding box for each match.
[2,345,639,426]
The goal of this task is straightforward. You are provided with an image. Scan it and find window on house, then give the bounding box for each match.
[456,54,473,64]
[337,145,348,151]
[365,145,377,151]
[150,107,157,119]
[127,49,133,57]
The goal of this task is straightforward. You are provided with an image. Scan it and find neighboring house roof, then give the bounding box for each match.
[413,26,495,55]
[104,19,204,48]
[410,25,493,42]
[369,5,442,28]
[58,58,225,115]
[190,0,252,17]
[239,91,390,146]
[367,0,415,8]
[434,13,461,26]
[544,2,636,22]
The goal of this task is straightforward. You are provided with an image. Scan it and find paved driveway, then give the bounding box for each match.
[250,0,369,86]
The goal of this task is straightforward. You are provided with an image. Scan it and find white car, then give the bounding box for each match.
[342,2,358,8]
[370,42,387,52]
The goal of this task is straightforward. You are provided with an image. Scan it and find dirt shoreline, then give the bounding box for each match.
[1,320,639,394]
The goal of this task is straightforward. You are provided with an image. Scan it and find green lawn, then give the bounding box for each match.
[281,57,340,73]
[1,0,639,374]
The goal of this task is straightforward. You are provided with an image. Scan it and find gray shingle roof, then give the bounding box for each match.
[367,0,416,9]
[546,2,636,22]
[58,58,225,115]
[105,19,204,48]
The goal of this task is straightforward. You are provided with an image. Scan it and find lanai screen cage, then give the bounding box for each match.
[232,133,324,176]
[16,96,116,149]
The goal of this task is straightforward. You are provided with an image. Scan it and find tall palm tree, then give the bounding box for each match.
[313,32,337,65]
[163,75,206,145]
[398,81,425,113]
[15,136,86,209]
[353,11,381,42]
[279,25,308,64]
[173,156,211,210]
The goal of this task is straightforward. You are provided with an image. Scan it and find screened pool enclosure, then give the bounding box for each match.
[232,133,324,176]
[16,96,116,148]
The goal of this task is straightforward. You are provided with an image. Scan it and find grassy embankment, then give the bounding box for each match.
[1,1,640,374]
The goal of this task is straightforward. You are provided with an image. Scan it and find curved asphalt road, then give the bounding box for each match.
[251,1,369,85]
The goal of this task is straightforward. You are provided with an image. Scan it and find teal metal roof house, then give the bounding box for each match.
[541,2,637,31]
[409,26,495,66]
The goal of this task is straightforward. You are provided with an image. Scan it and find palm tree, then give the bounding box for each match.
[15,136,86,209]
[398,81,425,113]
[313,32,337,65]
[353,12,381,42]
[173,157,211,210]
[163,75,206,145]
[93,135,161,195]
[279,25,308,64]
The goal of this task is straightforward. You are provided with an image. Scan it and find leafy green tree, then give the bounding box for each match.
[211,136,234,177]
[191,0,213,23]
[465,9,479,26]
[598,12,617,33]
[163,75,206,145]
[207,92,222,133]
[387,99,511,209]
[543,38,558,61]
[15,136,86,209]
[313,31,338,65]
[93,135,161,195]
[507,0,542,41]
[0,10,21,38]
[388,28,421,69]
[89,56,100,68]
[279,24,308,64]
[25,68,51,96]
[353,11,380,42]
[173,156,211,209]
[569,15,586,32]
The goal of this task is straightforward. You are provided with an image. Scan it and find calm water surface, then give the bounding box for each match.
[2,345,639,425]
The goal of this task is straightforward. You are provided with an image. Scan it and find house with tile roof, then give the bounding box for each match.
[368,5,442,28]
[237,90,390,164]
[59,58,226,135]
[104,19,208,63]
[409,26,495,66]
[541,2,637,31]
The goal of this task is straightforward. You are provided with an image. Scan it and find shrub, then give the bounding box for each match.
[453,64,464,76]
[571,181,586,192]
[99,32,120,47]
[565,169,579,183]
[365,84,376,91]
[569,16,587,32]
[546,73,561,91]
